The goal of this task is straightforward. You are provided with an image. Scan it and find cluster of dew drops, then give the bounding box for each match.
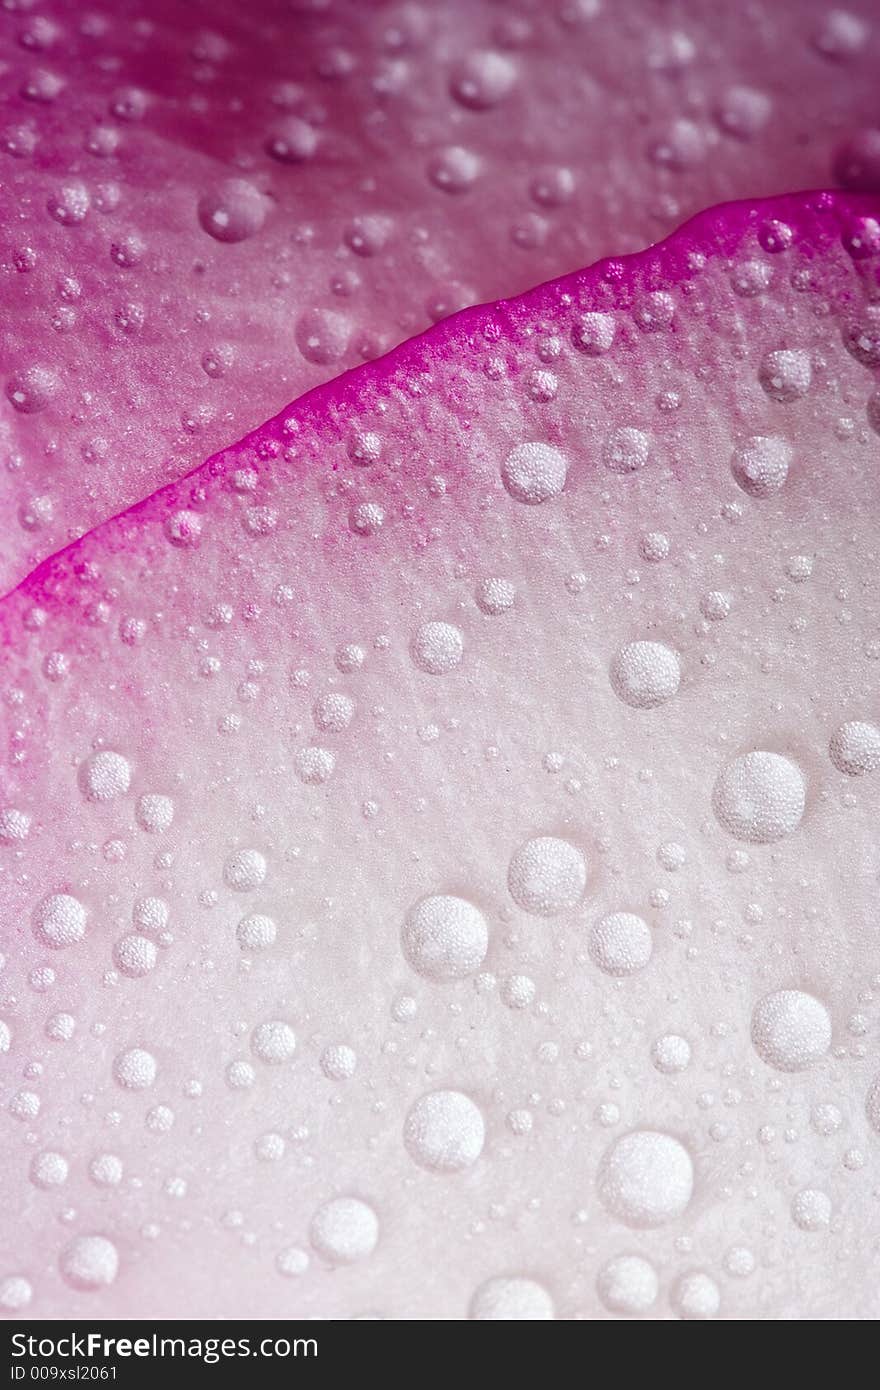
[1,7,880,1316]
[4,199,880,1316]
[3,1,880,546]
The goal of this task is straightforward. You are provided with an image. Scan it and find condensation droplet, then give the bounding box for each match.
[403,1089,485,1172]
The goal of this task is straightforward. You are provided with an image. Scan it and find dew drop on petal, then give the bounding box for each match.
[403,1090,485,1172]
[829,720,880,775]
[758,349,812,402]
[589,912,653,976]
[33,894,87,949]
[309,1198,378,1264]
[450,51,517,110]
[469,1277,554,1320]
[507,836,587,916]
[603,427,650,474]
[112,1047,157,1090]
[597,1255,659,1314]
[597,1131,693,1228]
[501,442,567,503]
[712,751,805,843]
[251,1021,296,1064]
[410,621,463,675]
[571,312,615,355]
[610,641,680,708]
[402,895,489,981]
[751,990,831,1071]
[730,435,792,497]
[78,751,131,803]
[59,1236,119,1291]
[197,179,267,243]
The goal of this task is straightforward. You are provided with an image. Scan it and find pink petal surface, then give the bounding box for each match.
[2,0,880,590]
[1,190,879,1319]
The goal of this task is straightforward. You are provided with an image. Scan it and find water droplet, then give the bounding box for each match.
[712,751,805,843]
[571,312,615,355]
[751,990,831,1071]
[45,1012,75,1042]
[113,934,157,978]
[59,1236,119,1291]
[223,849,267,891]
[673,1271,720,1319]
[651,1034,691,1073]
[6,365,59,413]
[640,531,669,562]
[30,1151,68,1188]
[236,914,277,950]
[758,349,812,402]
[633,292,674,332]
[349,501,385,536]
[610,641,680,709]
[597,1254,659,1314]
[78,751,131,803]
[758,219,794,254]
[813,10,868,60]
[501,442,567,503]
[294,747,336,784]
[266,116,318,163]
[715,85,771,139]
[0,808,31,844]
[450,51,517,110]
[469,1277,554,1320]
[344,214,392,257]
[164,510,202,547]
[320,1044,357,1080]
[89,1154,123,1188]
[296,307,350,364]
[276,1246,310,1277]
[731,435,791,497]
[0,1277,32,1311]
[403,1089,485,1172]
[347,431,381,466]
[47,181,90,226]
[603,427,650,474]
[427,144,481,194]
[507,836,587,916]
[113,1047,157,1090]
[829,720,880,775]
[589,912,652,976]
[842,315,880,368]
[197,179,267,243]
[410,621,463,675]
[401,895,489,981]
[251,1020,296,1064]
[529,165,575,207]
[597,1130,693,1228]
[309,1198,378,1264]
[33,894,87,949]
[135,793,174,833]
[475,577,515,615]
[791,1188,832,1231]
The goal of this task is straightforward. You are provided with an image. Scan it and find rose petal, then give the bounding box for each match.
[2,191,879,1317]
[1,0,879,587]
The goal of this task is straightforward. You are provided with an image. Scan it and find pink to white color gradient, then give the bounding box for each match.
[1,1,880,1322]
